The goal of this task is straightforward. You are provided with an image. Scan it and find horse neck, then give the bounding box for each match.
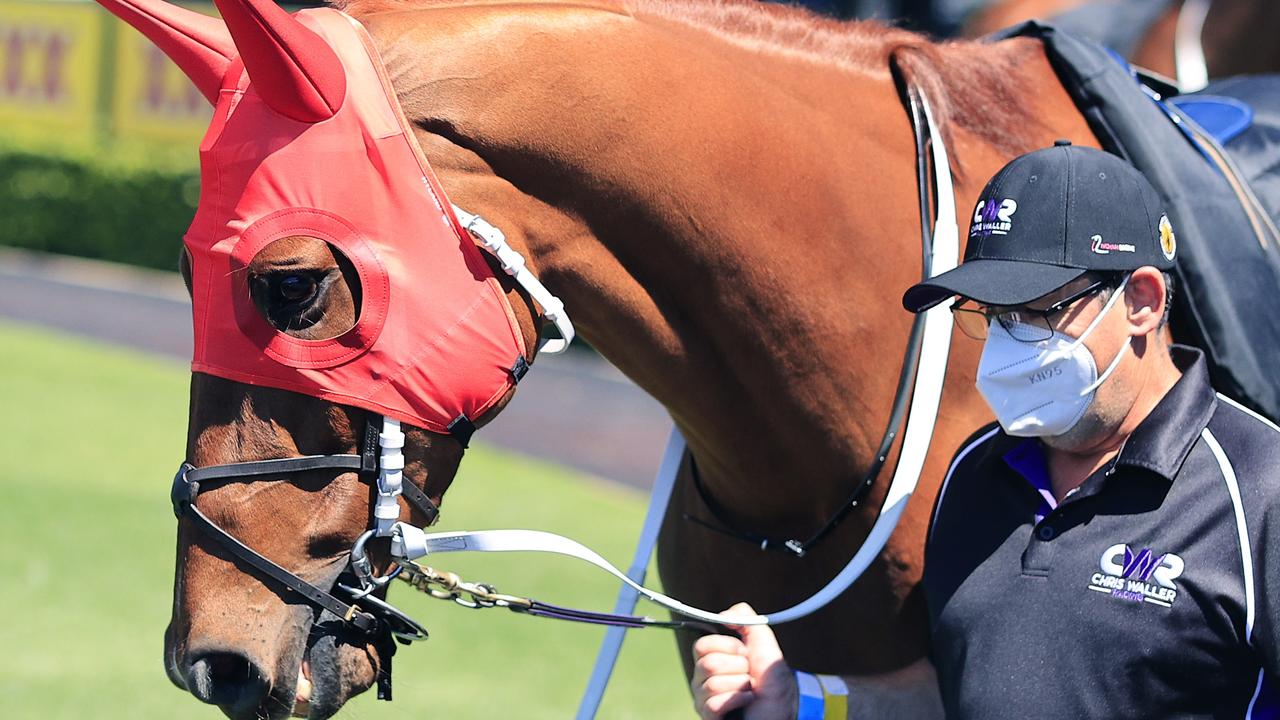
[374,2,1090,530]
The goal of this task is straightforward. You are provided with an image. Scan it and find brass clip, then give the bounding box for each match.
[344,604,362,622]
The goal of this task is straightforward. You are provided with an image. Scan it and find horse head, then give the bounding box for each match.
[99,0,542,716]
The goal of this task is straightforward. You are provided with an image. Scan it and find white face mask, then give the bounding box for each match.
[975,276,1131,438]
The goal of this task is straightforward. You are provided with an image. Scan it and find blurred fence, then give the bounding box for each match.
[0,0,211,149]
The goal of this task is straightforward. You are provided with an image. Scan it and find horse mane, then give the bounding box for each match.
[333,0,1049,157]
[626,0,1049,156]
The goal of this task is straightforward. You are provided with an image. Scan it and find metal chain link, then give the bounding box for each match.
[395,560,534,611]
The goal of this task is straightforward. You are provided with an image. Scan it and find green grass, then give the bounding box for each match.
[0,320,692,719]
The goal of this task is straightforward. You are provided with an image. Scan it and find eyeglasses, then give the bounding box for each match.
[951,276,1119,343]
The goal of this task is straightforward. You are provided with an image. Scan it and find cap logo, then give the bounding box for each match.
[1091,234,1135,255]
[971,198,1017,237]
[1159,214,1177,261]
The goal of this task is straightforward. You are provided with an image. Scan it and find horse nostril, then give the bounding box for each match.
[186,651,270,712]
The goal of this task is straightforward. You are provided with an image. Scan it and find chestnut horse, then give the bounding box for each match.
[110,0,1106,717]
[963,0,1280,89]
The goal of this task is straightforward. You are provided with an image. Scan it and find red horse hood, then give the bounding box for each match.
[184,8,525,434]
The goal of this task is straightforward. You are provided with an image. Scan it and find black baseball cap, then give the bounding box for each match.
[902,141,1177,313]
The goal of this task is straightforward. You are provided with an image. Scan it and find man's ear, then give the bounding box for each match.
[1125,266,1165,336]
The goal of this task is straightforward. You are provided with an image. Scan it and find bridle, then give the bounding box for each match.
[167,80,959,705]
[170,416,441,700]
[169,410,722,700]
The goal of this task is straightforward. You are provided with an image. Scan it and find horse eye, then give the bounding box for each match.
[276,275,318,304]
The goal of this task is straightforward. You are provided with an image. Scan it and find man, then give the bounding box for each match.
[691,142,1280,719]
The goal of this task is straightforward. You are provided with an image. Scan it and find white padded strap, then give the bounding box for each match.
[374,416,405,536]
[452,204,575,354]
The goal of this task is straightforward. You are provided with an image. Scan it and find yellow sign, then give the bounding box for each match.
[0,0,217,149]
[111,3,212,144]
[0,0,102,141]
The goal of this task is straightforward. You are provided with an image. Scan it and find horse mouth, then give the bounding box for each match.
[291,660,313,718]
[288,613,375,720]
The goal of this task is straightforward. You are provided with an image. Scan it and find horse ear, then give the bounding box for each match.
[96,0,235,105]
[211,0,346,122]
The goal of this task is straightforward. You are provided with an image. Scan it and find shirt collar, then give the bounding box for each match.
[1112,344,1216,481]
[1003,438,1056,521]
[1001,344,1214,488]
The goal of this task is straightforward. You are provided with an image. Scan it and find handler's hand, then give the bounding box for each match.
[691,603,797,720]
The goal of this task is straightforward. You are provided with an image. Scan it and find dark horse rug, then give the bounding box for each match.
[997,22,1280,423]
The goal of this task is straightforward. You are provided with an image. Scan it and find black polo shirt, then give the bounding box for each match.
[924,346,1280,719]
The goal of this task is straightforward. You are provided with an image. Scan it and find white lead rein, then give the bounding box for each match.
[385,91,959,630]
[577,426,686,720]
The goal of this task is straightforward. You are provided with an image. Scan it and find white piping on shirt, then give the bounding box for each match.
[1246,667,1267,720]
[1205,396,1277,719]
[1217,393,1280,436]
[929,426,1001,543]
[1201,427,1255,645]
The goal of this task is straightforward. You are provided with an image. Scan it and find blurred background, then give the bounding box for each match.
[0,0,1241,717]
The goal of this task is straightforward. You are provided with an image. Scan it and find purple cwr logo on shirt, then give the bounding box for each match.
[1088,543,1184,607]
